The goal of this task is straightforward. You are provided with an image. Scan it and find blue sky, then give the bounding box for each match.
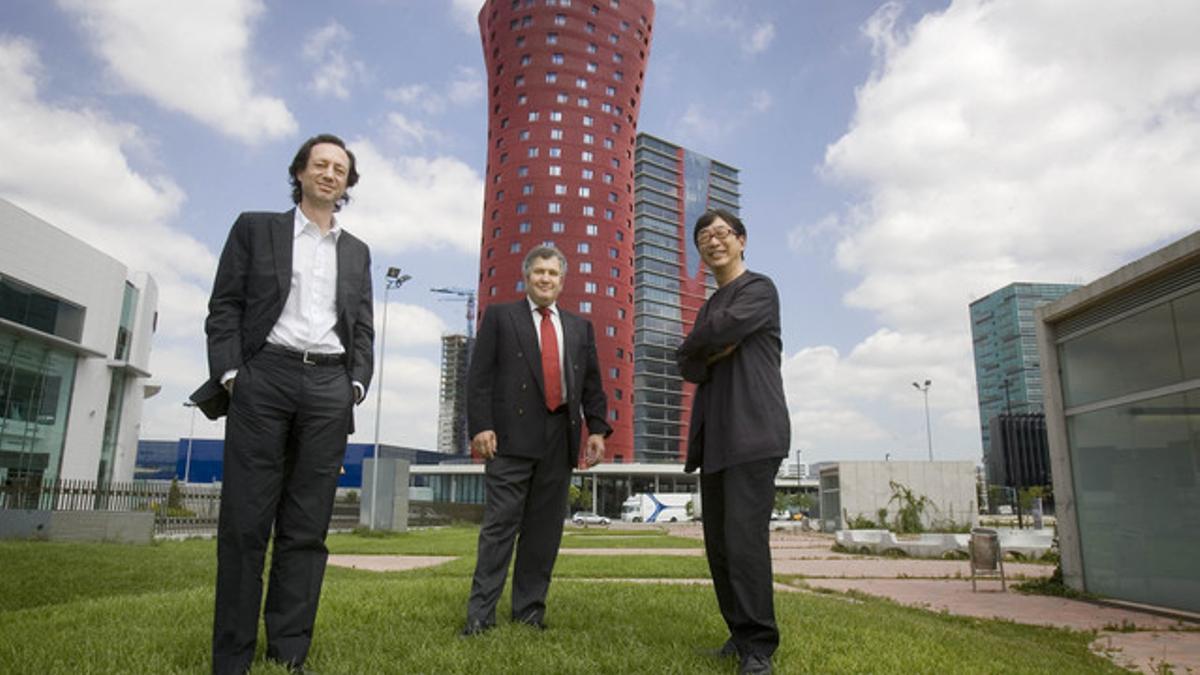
[2,0,1197,464]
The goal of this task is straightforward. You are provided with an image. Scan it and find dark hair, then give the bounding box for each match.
[288,133,359,211]
[693,208,746,247]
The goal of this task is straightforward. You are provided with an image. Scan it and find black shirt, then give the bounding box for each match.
[677,270,791,473]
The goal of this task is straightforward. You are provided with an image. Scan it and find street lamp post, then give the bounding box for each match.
[912,379,933,461]
[182,401,198,483]
[370,267,412,530]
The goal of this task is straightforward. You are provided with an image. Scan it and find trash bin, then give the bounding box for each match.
[969,527,1006,591]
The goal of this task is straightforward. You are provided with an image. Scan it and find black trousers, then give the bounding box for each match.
[466,411,571,625]
[701,457,783,659]
[212,348,352,675]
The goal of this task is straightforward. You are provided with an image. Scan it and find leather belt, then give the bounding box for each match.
[262,343,346,366]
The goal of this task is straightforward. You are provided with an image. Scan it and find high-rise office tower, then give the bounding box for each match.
[436,334,472,455]
[476,0,655,462]
[969,282,1079,462]
[632,133,739,462]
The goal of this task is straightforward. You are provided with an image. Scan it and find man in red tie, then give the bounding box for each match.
[462,244,611,636]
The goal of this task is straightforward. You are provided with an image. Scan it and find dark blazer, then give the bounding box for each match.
[677,271,790,473]
[467,299,611,467]
[190,210,374,426]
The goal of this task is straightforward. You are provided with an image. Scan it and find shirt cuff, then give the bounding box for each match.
[220,369,237,385]
[353,381,365,404]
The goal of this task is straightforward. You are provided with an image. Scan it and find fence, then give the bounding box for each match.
[1,478,221,536]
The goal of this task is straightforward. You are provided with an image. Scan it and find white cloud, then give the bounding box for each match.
[304,21,365,100]
[339,139,484,256]
[751,89,772,113]
[800,0,1200,461]
[386,67,483,115]
[744,22,775,55]
[351,356,443,448]
[386,112,442,147]
[58,0,296,143]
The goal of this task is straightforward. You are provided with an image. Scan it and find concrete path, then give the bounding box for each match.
[327,554,456,572]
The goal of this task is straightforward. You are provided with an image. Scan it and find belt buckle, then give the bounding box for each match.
[302,350,316,365]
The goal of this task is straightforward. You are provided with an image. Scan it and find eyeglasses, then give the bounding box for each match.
[696,226,736,244]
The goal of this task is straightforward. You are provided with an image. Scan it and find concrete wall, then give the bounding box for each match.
[0,510,153,544]
[828,461,978,530]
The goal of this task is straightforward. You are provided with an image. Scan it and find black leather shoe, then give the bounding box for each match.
[699,640,738,660]
[514,610,547,630]
[459,619,495,637]
[739,653,773,675]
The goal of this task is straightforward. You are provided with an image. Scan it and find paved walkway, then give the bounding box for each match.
[327,526,1200,673]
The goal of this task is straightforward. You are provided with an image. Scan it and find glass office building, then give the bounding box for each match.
[632,133,738,462]
[969,282,1079,464]
[1038,232,1200,614]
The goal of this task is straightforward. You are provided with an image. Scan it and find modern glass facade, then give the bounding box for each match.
[632,133,737,462]
[969,282,1079,465]
[0,332,78,486]
[1055,285,1200,613]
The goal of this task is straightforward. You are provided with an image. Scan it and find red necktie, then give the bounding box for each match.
[538,307,562,410]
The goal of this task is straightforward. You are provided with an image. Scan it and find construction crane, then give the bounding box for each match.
[430,286,477,339]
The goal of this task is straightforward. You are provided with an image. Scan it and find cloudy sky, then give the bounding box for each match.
[2,0,1197,464]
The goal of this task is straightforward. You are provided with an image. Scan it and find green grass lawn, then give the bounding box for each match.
[0,527,1123,674]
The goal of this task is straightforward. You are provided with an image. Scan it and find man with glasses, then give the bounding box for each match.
[677,209,790,675]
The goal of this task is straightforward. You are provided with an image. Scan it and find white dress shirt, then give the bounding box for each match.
[266,208,343,354]
[224,208,363,400]
[528,297,566,406]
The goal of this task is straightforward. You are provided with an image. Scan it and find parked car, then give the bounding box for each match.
[571,511,610,526]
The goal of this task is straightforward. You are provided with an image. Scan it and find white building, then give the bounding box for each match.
[0,198,157,487]
[819,461,978,532]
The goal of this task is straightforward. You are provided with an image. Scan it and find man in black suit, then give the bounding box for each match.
[677,209,790,675]
[191,133,374,675]
[462,244,610,635]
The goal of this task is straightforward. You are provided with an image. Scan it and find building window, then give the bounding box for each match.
[515,203,527,213]
[547,32,558,44]
[580,301,593,314]
[605,325,616,337]
[576,77,588,89]
[579,186,591,197]
[605,85,616,97]
[583,133,595,144]
[519,130,530,140]
[578,242,590,253]
[555,13,567,25]
[521,54,532,66]
[604,208,614,220]
[577,96,589,107]
[519,221,531,233]
[582,205,595,216]
[551,221,565,233]
[609,247,619,258]
[583,115,594,127]
[603,172,613,184]
[586,223,599,236]
[555,184,568,195]
[580,261,593,273]
[606,285,616,296]
[517,93,527,105]
[518,165,529,176]
[556,91,569,103]
[581,150,594,161]
[528,111,540,121]
[510,242,522,253]
[545,71,558,83]
[549,147,562,157]
[582,168,594,179]
[608,366,619,378]
[603,137,614,149]
[587,61,598,73]
[550,111,563,121]
[610,266,620,278]
[550,128,564,140]
[552,52,564,64]
[522,183,534,195]
[584,281,597,294]
[514,75,525,86]
[612,52,623,63]
[516,280,525,292]
[587,42,598,54]
[549,165,562,176]
[617,308,626,319]
[527,147,539,158]
[548,202,562,213]
[608,409,618,421]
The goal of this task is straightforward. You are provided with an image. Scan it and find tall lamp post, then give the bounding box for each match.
[370,266,412,530]
[182,401,198,483]
[912,379,933,462]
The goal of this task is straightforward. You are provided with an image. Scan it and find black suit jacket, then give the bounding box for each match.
[190,210,374,428]
[467,300,611,467]
[677,271,790,473]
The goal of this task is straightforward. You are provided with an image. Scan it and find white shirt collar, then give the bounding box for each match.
[527,296,558,316]
[294,207,341,240]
